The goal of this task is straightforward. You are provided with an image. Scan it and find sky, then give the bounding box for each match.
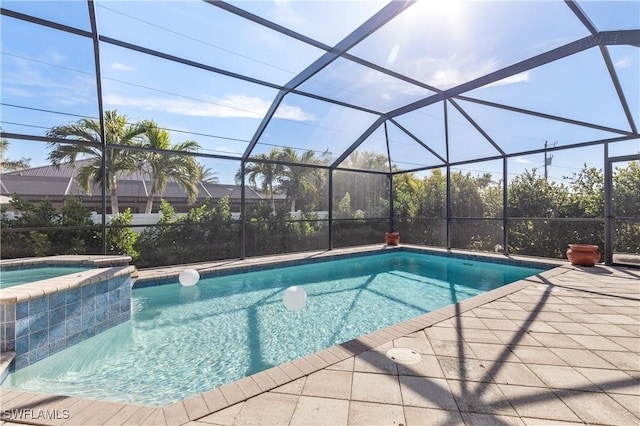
[1,0,639,186]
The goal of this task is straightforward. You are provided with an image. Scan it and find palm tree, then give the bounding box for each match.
[0,138,30,173]
[278,147,324,213]
[197,164,220,185]
[47,110,146,214]
[139,121,202,214]
[236,148,283,213]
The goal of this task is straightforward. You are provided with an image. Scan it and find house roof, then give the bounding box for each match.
[1,160,280,202]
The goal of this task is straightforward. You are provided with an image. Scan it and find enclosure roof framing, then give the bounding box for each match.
[0,0,638,171]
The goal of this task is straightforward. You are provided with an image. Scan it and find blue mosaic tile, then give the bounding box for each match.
[81,298,96,316]
[65,288,81,305]
[96,280,109,295]
[0,305,16,323]
[4,339,15,352]
[4,305,15,323]
[48,338,66,355]
[81,313,95,329]
[107,290,120,305]
[29,311,48,333]
[49,322,66,342]
[14,318,29,339]
[95,293,108,309]
[29,329,48,350]
[96,321,108,334]
[67,332,82,346]
[96,307,107,323]
[30,345,49,364]
[66,316,83,336]
[28,296,49,315]
[14,354,29,370]
[15,302,28,320]
[49,306,65,326]
[107,316,119,327]
[81,327,96,340]
[15,336,28,353]
[49,292,66,311]
[81,284,96,300]
[66,301,81,320]
[108,278,122,292]
[4,323,15,341]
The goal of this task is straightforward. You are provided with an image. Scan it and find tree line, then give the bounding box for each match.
[393,163,640,258]
[1,111,638,265]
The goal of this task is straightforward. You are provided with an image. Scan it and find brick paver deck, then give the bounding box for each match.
[1,248,638,425]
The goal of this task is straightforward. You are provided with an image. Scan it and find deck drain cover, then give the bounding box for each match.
[385,348,421,365]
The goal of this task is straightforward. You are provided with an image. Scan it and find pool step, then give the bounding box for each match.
[0,351,15,384]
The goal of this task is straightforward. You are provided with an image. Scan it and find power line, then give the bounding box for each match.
[1,51,96,77]
[96,4,299,79]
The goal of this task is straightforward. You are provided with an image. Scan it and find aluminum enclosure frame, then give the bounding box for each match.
[1,0,638,265]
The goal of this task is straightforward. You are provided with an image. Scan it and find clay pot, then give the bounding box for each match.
[384,232,400,246]
[566,244,601,267]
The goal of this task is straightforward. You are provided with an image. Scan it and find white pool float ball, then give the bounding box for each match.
[179,269,200,287]
[283,286,307,311]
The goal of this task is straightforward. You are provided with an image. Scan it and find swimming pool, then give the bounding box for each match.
[0,265,96,288]
[2,251,546,406]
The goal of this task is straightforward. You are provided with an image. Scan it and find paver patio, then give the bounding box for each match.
[1,249,638,425]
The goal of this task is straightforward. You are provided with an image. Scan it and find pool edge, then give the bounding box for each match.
[133,244,562,289]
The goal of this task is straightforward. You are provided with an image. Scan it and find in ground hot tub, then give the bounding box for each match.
[0,256,135,379]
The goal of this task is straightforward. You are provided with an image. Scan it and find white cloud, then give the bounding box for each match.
[111,62,135,71]
[2,87,33,98]
[485,71,530,88]
[514,157,532,164]
[409,55,530,89]
[411,55,496,89]
[44,51,68,65]
[614,57,632,69]
[274,102,315,121]
[103,93,314,121]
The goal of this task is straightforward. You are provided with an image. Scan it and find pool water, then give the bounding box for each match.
[0,265,95,288]
[2,252,545,406]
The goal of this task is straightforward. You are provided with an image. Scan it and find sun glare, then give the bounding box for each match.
[399,0,467,36]
[411,0,464,22]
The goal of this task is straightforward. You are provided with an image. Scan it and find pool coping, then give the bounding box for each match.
[133,244,564,288]
[0,254,132,269]
[0,245,578,424]
[1,254,134,305]
[0,265,136,305]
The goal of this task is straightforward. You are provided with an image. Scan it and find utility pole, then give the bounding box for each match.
[544,140,554,180]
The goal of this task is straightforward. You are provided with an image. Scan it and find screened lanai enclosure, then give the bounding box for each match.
[1,0,639,267]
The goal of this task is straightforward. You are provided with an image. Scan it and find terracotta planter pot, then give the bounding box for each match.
[566,244,600,267]
[384,232,400,246]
